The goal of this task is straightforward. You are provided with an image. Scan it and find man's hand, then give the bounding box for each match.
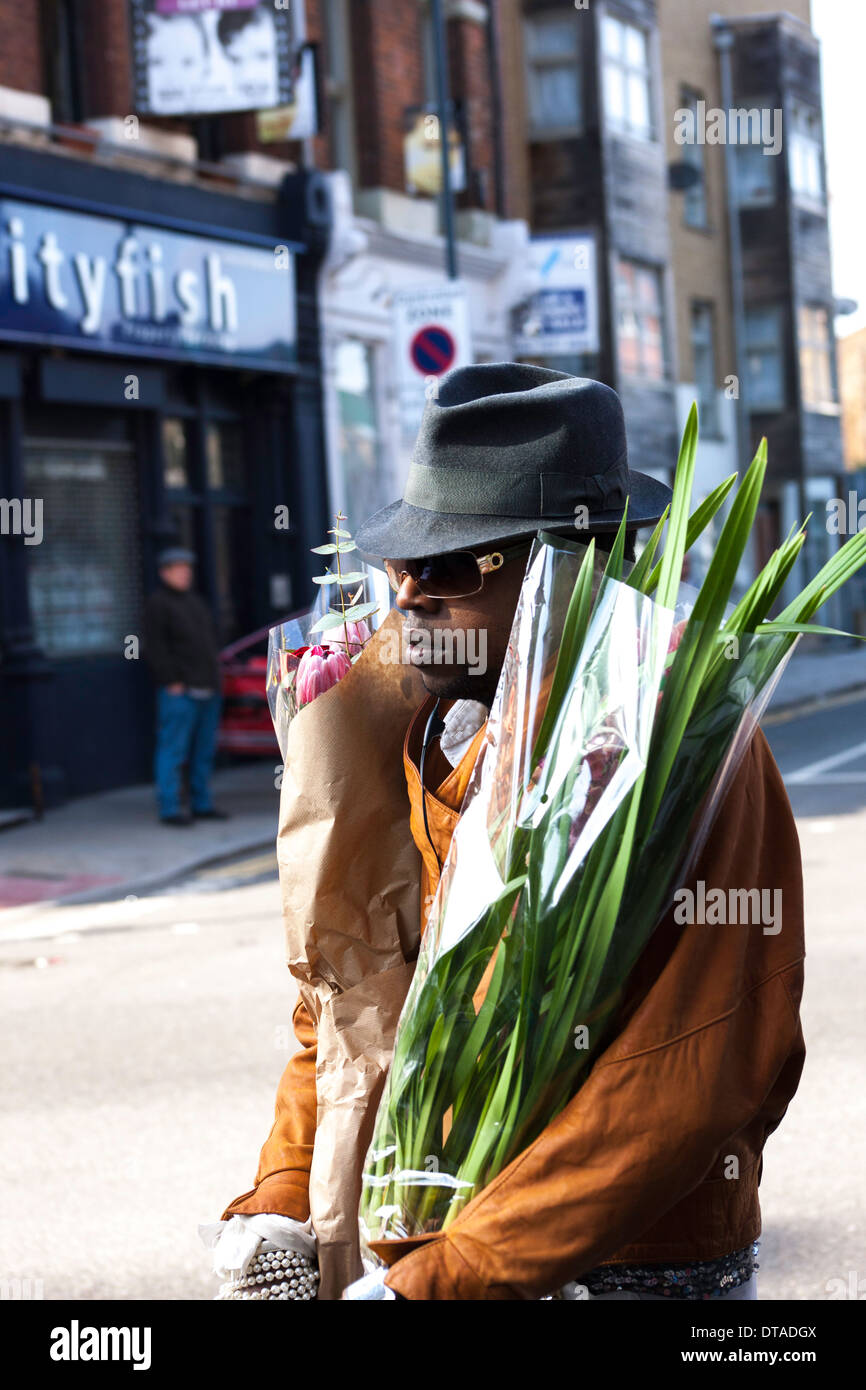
[165,683,186,695]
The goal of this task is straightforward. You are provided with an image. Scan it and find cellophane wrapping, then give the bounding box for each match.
[360,533,796,1246]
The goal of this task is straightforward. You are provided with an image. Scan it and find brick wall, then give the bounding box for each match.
[0,2,45,94]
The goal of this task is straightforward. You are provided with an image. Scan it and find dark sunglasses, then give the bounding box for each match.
[384,542,530,599]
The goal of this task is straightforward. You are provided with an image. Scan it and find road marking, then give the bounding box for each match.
[786,737,866,784]
[763,687,866,728]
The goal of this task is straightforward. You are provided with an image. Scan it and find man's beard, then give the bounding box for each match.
[419,665,499,708]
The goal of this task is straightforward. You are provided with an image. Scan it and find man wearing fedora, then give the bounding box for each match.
[211,365,804,1301]
[143,547,228,827]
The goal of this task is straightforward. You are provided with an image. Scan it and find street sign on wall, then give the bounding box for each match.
[513,234,599,358]
[393,282,473,440]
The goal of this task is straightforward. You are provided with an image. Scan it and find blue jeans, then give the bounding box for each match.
[154,690,221,818]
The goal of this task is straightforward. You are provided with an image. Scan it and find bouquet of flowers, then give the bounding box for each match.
[359,407,866,1245]
[267,512,380,757]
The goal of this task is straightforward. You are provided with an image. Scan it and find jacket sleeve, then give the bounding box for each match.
[142,594,178,687]
[385,731,806,1300]
[220,995,319,1224]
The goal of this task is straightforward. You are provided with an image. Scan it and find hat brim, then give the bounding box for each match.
[355,469,672,561]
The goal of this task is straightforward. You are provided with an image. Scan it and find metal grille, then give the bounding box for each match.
[23,441,142,659]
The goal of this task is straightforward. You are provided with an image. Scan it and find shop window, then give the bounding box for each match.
[162,417,190,491]
[524,10,582,136]
[615,259,666,381]
[745,305,785,411]
[206,421,245,493]
[601,14,653,141]
[212,504,251,644]
[333,338,385,532]
[690,302,719,435]
[680,87,708,228]
[24,440,141,658]
[799,305,835,409]
[789,102,824,206]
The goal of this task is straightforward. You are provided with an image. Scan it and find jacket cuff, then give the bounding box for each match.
[383,1234,489,1300]
[220,1170,310,1225]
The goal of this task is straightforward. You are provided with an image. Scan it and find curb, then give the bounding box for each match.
[0,831,275,936]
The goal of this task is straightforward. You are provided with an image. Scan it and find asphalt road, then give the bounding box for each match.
[1,696,864,1302]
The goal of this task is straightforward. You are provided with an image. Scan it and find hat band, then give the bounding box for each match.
[402,456,628,518]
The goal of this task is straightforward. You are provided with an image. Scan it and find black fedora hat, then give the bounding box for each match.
[355,363,672,560]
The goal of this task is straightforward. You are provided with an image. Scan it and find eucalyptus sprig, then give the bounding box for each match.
[309,511,378,657]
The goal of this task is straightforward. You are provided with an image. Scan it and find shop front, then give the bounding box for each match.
[0,145,330,809]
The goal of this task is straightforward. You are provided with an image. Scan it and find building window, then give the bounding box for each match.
[735,142,777,206]
[799,305,835,409]
[333,339,385,530]
[690,303,719,435]
[745,305,785,411]
[789,102,824,206]
[615,259,665,381]
[325,0,356,180]
[40,0,84,123]
[601,13,652,141]
[680,87,707,228]
[524,10,581,136]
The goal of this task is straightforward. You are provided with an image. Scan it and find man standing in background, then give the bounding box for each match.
[143,547,227,827]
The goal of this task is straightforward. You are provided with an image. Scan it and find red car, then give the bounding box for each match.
[218,616,304,756]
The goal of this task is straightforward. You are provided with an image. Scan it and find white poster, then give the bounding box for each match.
[130,0,297,117]
[513,234,600,357]
[392,281,473,441]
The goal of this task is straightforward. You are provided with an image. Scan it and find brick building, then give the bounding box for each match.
[496,0,848,615]
[0,1,534,811]
[0,1,334,809]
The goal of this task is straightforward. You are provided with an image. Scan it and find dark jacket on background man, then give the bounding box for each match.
[142,584,221,689]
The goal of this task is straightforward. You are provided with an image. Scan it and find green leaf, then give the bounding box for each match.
[626,506,669,591]
[334,571,367,585]
[654,402,699,609]
[644,472,737,596]
[335,541,358,553]
[758,621,864,640]
[310,543,337,555]
[312,573,342,585]
[330,528,353,538]
[309,611,350,634]
[343,601,379,621]
[602,503,629,584]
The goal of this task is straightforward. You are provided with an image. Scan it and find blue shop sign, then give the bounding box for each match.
[0,198,296,371]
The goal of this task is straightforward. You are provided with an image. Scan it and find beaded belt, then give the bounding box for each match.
[573,1241,760,1300]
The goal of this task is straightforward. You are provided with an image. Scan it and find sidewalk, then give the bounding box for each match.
[0,644,863,925]
[0,760,279,922]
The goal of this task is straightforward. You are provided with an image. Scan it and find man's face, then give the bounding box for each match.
[390,544,530,708]
[160,562,194,592]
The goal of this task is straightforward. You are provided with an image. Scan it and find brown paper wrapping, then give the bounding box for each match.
[276,608,425,1299]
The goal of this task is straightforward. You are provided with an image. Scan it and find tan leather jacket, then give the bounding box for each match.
[225,699,805,1301]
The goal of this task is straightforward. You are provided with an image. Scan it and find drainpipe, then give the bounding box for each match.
[711,17,750,480]
[431,0,459,279]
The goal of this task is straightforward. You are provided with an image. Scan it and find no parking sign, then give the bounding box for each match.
[393,282,473,439]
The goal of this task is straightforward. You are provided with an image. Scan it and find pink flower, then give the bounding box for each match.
[667,618,688,655]
[327,619,372,658]
[296,644,351,707]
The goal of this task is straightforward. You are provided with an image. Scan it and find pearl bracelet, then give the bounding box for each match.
[216,1248,319,1301]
